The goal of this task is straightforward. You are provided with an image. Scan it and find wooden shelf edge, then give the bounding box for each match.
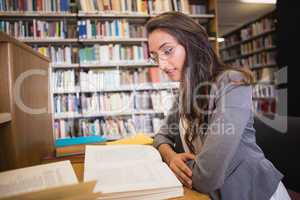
[0,113,11,124]
[0,32,50,62]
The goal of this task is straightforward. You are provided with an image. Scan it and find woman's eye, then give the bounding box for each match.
[164,48,173,55]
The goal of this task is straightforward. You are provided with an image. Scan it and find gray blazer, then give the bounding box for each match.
[153,70,283,200]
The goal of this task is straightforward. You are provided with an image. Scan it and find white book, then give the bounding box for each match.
[152,117,162,134]
[113,44,120,62]
[164,0,172,12]
[87,19,92,38]
[133,45,138,61]
[105,21,110,38]
[172,0,178,11]
[120,0,126,12]
[60,119,66,138]
[0,161,78,199]
[127,0,132,12]
[84,145,183,200]
[65,46,71,64]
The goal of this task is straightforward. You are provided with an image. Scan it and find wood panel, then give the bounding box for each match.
[0,32,54,171]
[0,42,17,170]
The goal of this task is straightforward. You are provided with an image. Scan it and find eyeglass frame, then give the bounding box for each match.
[148,43,181,65]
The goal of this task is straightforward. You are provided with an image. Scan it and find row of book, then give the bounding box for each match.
[52,68,169,92]
[78,19,146,39]
[134,114,161,134]
[54,90,175,114]
[54,94,80,114]
[37,46,79,64]
[0,20,211,44]
[78,0,207,15]
[136,67,170,83]
[220,14,275,50]
[79,43,148,64]
[240,17,275,41]
[240,34,275,55]
[0,20,77,39]
[0,0,70,12]
[220,33,240,49]
[253,99,276,115]
[252,84,276,99]
[81,92,134,113]
[53,116,164,139]
[52,70,77,92]
[80,70,121,91]
[227,51,276,69]
[35,45,79,64]
[252,67,275,83]
[220,48,240,61]
[80,68,169,90]
[0,0,208,15]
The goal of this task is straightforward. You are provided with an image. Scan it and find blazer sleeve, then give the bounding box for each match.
[153,97,180,150]
[187,71,253,193]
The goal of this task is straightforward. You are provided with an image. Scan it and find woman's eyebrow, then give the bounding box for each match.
[150,42,171,54]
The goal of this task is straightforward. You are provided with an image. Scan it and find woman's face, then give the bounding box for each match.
[148,29,186,81]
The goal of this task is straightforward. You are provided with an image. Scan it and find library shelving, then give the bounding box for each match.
[220,10,278,117]
[0,0,219,144]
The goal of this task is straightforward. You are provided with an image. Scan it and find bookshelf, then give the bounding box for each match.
[0,32,54,171]
[0,0,219,143]
[220,10,277,117]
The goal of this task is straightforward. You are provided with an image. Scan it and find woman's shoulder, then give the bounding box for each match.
[215,69,250,87]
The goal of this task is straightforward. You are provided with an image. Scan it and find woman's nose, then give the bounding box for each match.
[158,59,168,70]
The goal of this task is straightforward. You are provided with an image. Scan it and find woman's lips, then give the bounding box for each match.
[165,69,177,77]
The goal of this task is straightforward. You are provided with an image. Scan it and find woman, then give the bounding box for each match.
[146,12,290,200]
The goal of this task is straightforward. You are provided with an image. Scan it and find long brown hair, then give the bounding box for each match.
[146,12,253,154]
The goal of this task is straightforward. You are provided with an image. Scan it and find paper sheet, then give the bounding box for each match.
[0,161,78,198]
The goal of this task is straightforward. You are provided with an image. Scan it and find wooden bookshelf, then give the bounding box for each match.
[0,32,54,171]
[220,10,278,116]
[0,0,220,142]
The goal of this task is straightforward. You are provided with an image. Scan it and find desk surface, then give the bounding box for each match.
[43,154,210,200]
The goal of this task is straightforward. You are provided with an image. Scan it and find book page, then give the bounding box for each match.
[84,145,162,168]
[84,145,182,194]
[85,162,182,194]
[0,161,78,198]
[0,181,100,200]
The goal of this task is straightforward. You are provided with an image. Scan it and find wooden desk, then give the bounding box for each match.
[43,154,210,200]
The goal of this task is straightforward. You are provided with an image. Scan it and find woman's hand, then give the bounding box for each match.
[168,152,195,188]
[158,144,195,188]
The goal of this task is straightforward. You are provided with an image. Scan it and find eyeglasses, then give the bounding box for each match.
[148,44,180,65]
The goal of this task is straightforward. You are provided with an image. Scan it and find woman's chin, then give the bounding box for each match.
[168,75,181,82]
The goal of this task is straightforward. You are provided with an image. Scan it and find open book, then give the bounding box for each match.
[0,161,100,200]
[84,145,183,200]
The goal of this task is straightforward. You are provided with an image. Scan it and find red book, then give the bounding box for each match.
[148,67,160,83]
[18,0,24,11]
[36,0,43,11]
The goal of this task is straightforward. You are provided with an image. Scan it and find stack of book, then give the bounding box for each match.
[0,19,77,40]
[79,44,149,64]
[78,19,146,39]
[0,0,71,12]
